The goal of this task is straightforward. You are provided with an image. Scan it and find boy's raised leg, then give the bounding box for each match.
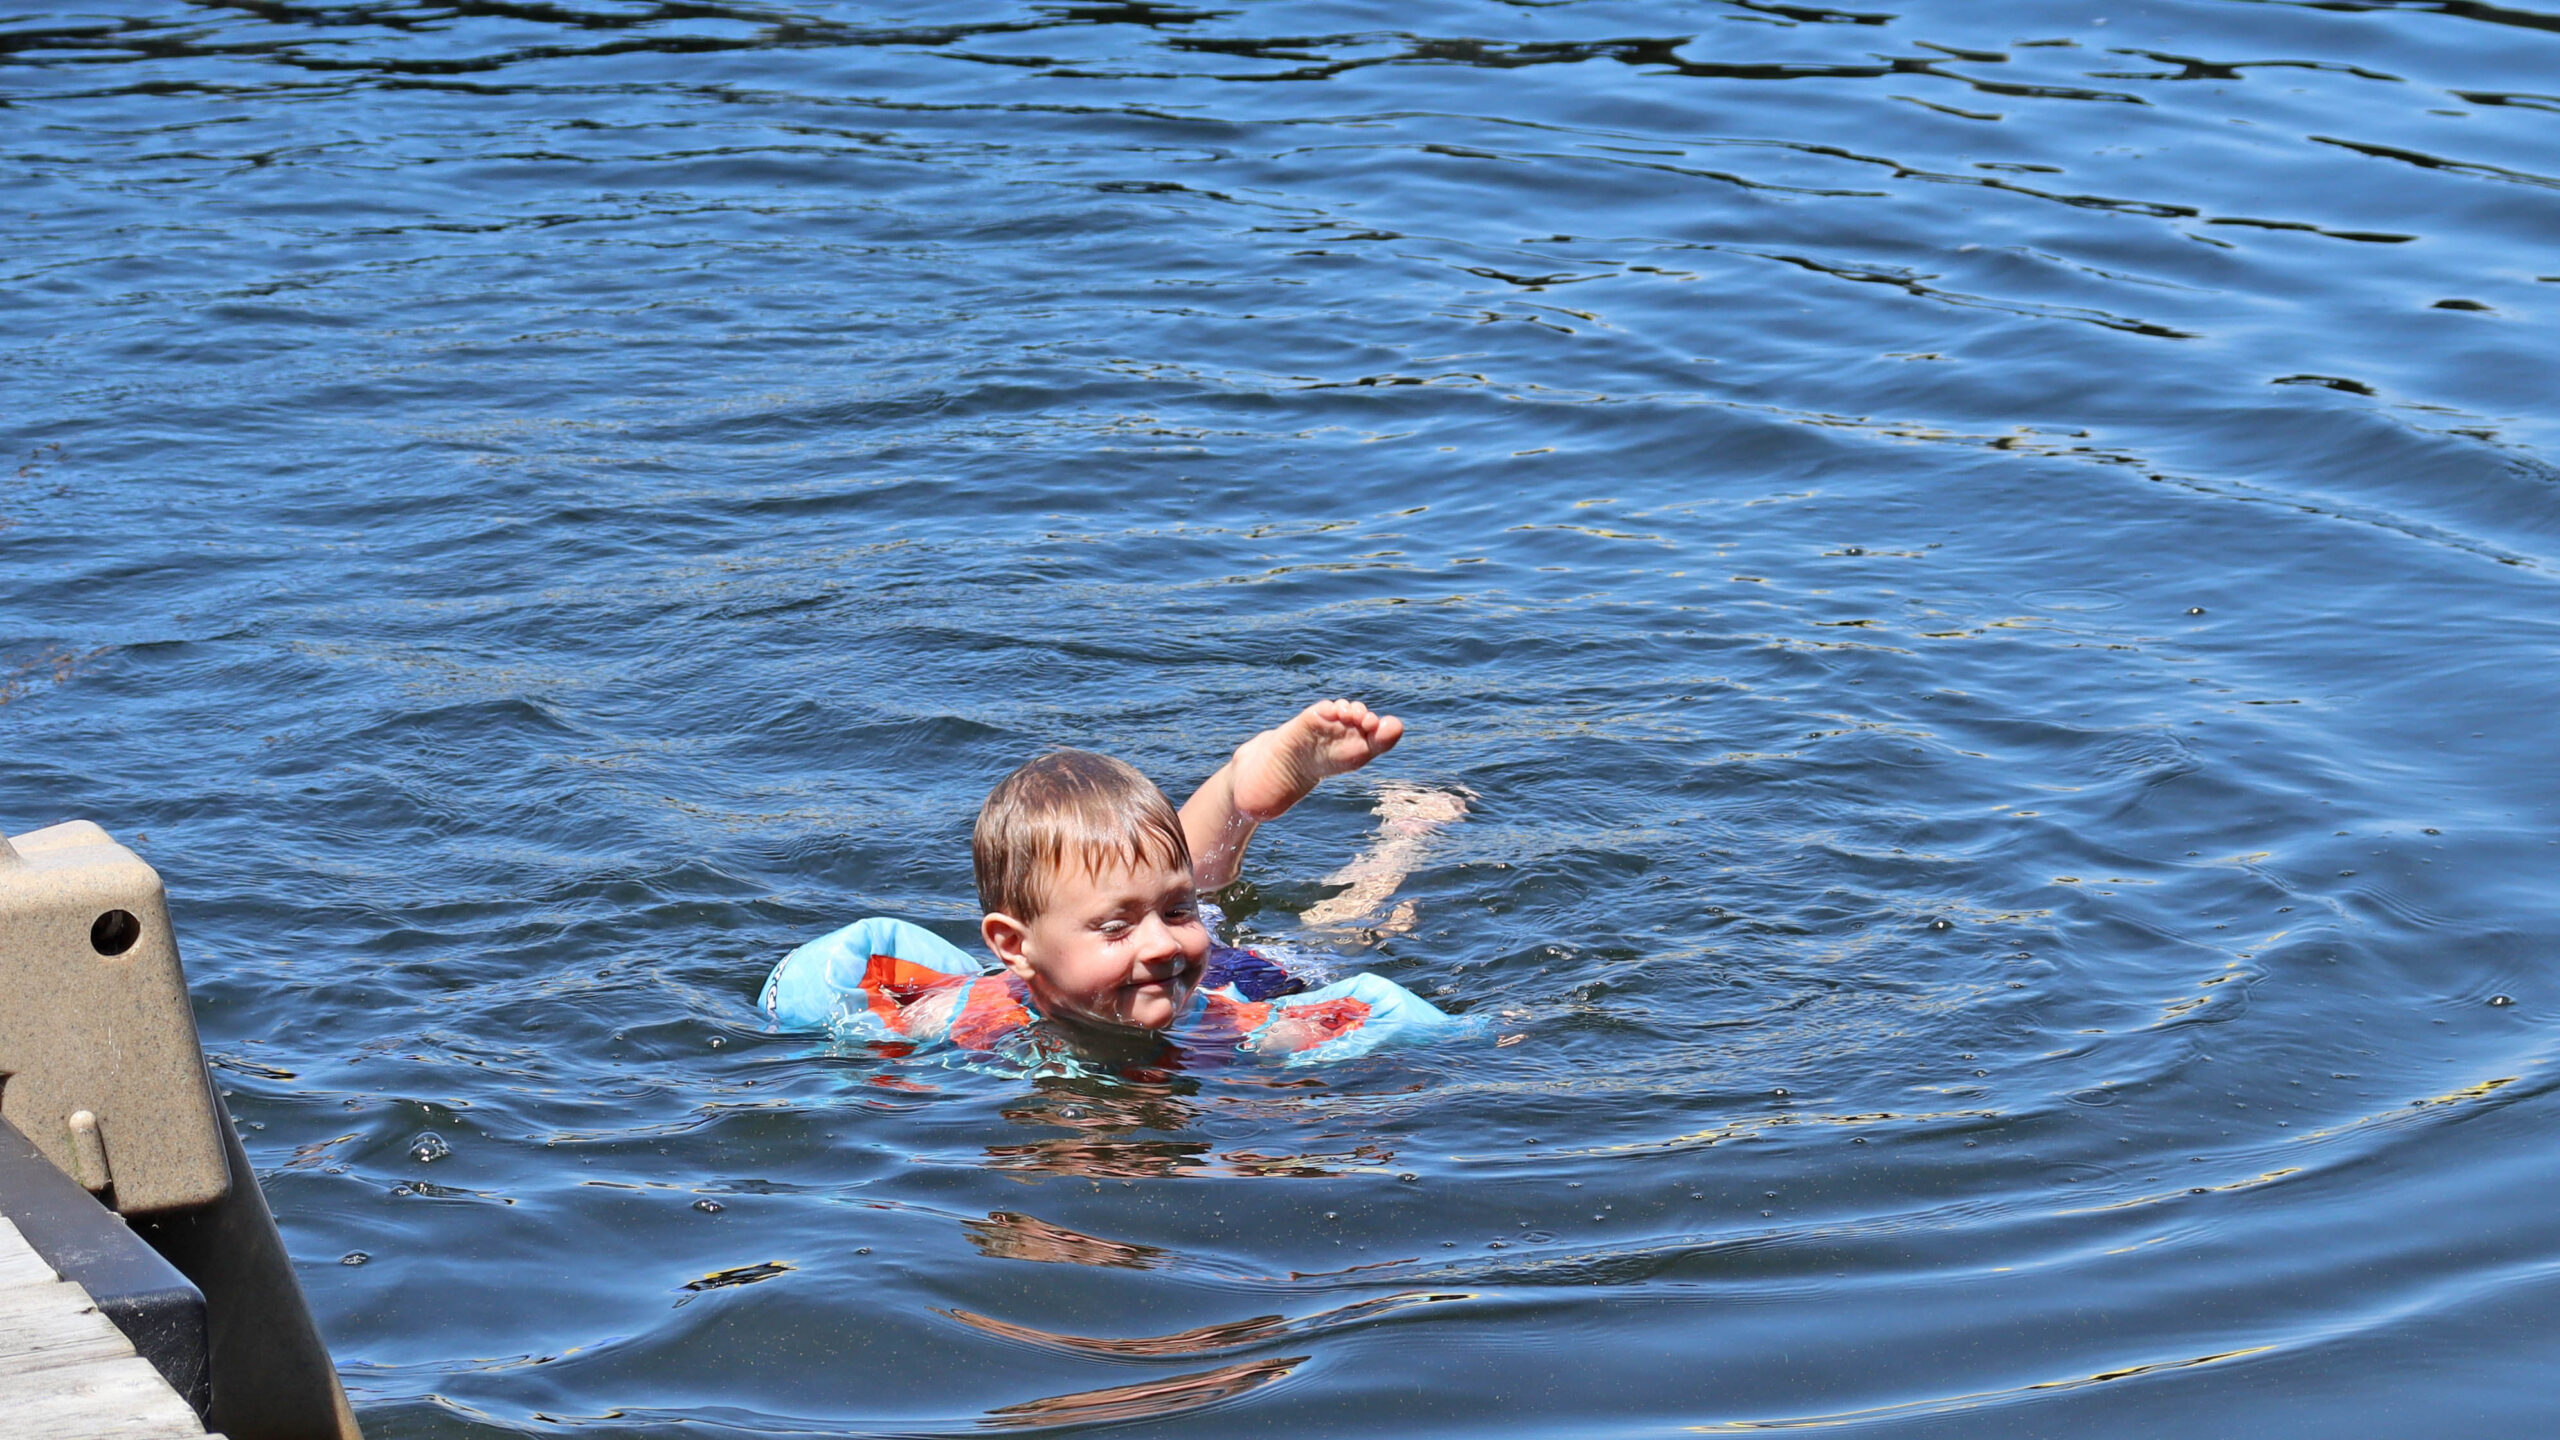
[1182,699,1404,890]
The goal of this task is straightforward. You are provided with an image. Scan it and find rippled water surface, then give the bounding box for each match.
[8,0,2560,1434]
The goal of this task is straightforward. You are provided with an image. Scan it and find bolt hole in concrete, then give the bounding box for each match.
[89,908,140,955]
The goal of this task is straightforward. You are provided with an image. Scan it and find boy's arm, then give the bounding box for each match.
[1180,699,1403,891]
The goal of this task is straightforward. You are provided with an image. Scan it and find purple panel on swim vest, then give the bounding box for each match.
[1204,942,1305,1000]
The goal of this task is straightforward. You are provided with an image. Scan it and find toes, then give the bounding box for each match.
[1280,700,1401,771]
[1367,713,1404,756]
[1319,698,1380,739]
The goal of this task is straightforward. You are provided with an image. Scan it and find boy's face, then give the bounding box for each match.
[986,851,1211,1032]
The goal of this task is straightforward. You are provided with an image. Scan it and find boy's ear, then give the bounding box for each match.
[982,911,1036,980]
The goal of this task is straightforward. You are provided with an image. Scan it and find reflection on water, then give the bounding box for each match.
[942,1288,1469,1358]
[680,1260,795,1294]
[1688,1344,2274,1433]
[965,1210,1169,1270]
[991,1082,1213,1179]
[980,1355,1304,1430]
[8,0,2560,1435]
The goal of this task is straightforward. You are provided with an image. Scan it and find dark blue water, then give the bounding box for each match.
[7,1,2560,1434]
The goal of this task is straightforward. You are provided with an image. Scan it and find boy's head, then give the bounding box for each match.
[974,750,1211,1032]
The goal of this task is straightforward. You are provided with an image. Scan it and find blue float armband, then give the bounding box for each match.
[762,916,983,1031]
[1248,971,1472,1066]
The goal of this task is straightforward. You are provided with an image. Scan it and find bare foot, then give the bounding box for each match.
[1228,699,1405,822]
[1179,700,1409,891]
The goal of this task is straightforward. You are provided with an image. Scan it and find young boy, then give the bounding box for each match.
[762,701,1463,1067]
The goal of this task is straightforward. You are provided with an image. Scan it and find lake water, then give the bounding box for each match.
[7,1,2559,1434]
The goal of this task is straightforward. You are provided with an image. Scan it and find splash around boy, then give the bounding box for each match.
[762,701,1466,1067]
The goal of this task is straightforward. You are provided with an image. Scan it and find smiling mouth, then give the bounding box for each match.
[1126,967,1193,996]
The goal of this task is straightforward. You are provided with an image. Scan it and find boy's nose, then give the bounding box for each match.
[1132,914,1194,972]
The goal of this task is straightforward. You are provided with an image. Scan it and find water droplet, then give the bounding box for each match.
[2189,1187,2209,1195]
[694,1199,724,1213]
[855,1247,872,1255]
[1974,1069,1989,1076]
[1760,1210,1772,1217]
[1928,918,1953,932]
[1851,1137,1869,1144]
[1323,1211,1339,1221]
[2490,995,2515,1007]
[389,1184,413,1198]
[707,1036,724,1048]
[408,1132,451,1163]
[339,1251,369,1266]
[1399,1172,1419,1182]
[1842,546,1864,555]
[1770,1088,1790,1098]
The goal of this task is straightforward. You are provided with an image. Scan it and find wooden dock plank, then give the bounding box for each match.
[0,1216,217,1440]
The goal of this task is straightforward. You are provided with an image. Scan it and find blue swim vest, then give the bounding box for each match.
[761,917,1466,1067]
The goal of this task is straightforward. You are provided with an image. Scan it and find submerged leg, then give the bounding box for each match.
[1299,781,1468,932]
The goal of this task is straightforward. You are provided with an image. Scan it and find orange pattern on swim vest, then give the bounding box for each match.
[857,954,1368,1055]
[1194,991,1269,1045]
[1250,996,1370,1052]
[1197,991,1372,1054]
[948,974,1036,1050]
[859,953,973,1036]
[857,955,1034,1048]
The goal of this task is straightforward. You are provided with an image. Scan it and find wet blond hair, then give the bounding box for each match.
[973,749,1193,921]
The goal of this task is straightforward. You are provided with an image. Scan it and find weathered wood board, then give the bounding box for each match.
[0,1215,214,1439]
